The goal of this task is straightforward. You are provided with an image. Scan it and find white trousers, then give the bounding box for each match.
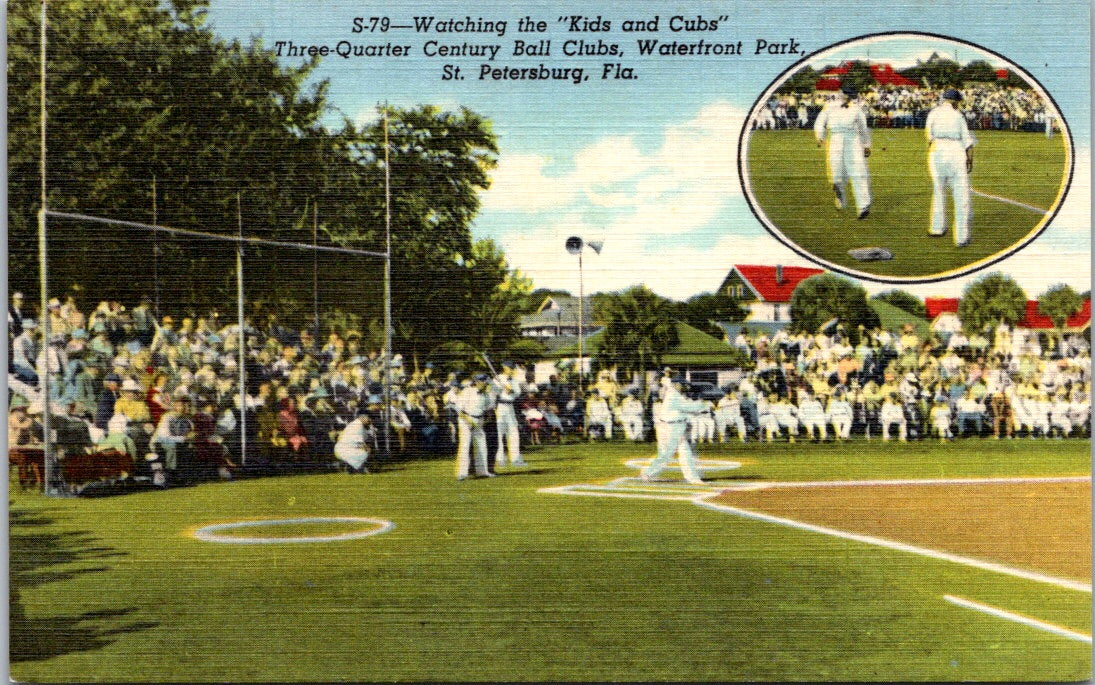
[827,134,871,212]
[929,141,971,244]
[622,415,644,441]
[456,416,490,478]
[715,413,746,441]
[643,420,702,483]
[495,403,522,464]
[829,417,852,439]
[801,418,827,439]
[692,414,715,442]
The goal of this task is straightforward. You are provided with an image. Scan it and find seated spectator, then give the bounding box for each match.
[334,410,373,474]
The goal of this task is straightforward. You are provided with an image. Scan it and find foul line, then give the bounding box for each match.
[754,475,1091,489]
[540,475,1092,593]
[944,595,1092,644]
[694,497,1091,593]
[971,189,1049,215]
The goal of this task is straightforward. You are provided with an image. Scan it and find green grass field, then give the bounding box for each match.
[745,129,1069,278]
[10,438,1091,682]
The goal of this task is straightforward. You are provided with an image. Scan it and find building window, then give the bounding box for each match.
[773,305,781,322]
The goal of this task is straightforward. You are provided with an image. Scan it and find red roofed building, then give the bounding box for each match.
[814,61,918,90]
[1021,299,1091,331]
[924,296,1091,332]
[924,297,959,321]
[717,265,825,323]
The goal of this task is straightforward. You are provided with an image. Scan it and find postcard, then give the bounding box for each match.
[7,0,1091,681]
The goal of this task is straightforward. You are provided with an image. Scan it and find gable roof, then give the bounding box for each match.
[730,265,825,304]
[868,299,931,339]
[520,295,596,329]
[1021,299,1091,330]
[923,297,1092,330]
[549,321,748,367]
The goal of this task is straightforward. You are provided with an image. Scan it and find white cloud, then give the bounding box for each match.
[481,100,747,220]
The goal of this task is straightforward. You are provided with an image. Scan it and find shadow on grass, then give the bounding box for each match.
[9,507,160,664]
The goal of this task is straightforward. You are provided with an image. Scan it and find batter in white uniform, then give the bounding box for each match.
[814,85,872,219]
[925,89,976,246]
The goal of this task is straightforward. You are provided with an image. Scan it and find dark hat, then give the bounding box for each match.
[943,88,962,101]
[502,360,515,369]
[473,373,490,382]
[104,372,121,383]
[841,84,858,97]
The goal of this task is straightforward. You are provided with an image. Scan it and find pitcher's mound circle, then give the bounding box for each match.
[191,516,394,544]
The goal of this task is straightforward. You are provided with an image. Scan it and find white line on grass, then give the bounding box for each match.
[692,497,1091,593]
[540,475,1092,593]
[943,594,1092,644]
[191,517,395,544]
[754,475,1090,489]
[971,188,1049,214]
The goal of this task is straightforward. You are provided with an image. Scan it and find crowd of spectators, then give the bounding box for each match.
[755,83,1055,133]
[7,290,1090,492]
[712,322,1091,442]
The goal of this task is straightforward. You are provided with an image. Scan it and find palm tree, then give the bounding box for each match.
[598,286,679,397]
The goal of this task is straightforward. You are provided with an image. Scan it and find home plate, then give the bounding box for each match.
[848,246,893,261]
[624,458,742,473]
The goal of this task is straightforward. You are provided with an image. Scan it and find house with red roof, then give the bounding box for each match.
[924,296,1091,333]
[717,264,825,324]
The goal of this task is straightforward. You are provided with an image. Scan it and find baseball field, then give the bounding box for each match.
[9,437,1091,682]
[744,128,1070,278]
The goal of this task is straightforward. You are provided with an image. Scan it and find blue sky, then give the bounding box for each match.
[203,1,1090,301]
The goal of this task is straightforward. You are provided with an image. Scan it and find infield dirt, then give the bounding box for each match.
[713,479,1091,581]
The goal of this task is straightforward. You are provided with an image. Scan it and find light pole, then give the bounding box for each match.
[564,236,602,394]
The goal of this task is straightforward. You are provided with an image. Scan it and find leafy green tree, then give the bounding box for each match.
[598,286,679,394]
[789,274,879,343]
[9,1,510,362]
[871,290,927,319]
[777,65,819,94]
[1037,284,1084,353]
[673,292,747,338]
[958,272,1027,333]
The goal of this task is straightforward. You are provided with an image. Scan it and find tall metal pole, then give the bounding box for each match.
[152,175,160,318]
[39,0,58,496]
[312,198,320,353]
[577,251,584,395]
[382,106,393,462]
[236,194,247,466]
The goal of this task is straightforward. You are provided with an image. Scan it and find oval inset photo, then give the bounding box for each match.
[739,32,1072,282]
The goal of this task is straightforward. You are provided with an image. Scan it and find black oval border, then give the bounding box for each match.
[736,30,1075,285]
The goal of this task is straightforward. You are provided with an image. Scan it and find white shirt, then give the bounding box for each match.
[925,101,975,148]
[455,386,492,420]
[815,101,871,146]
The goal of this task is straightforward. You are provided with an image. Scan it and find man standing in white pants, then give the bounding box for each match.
[815,85,872,219]
[455,374,495,480]
[926,88,976,246]
[493,361,526,467]
[641,376,708,485]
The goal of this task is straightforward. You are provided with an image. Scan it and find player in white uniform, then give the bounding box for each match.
[454,374,495,480]
[715,389,747,443]
[797,390,827,441]
[826,390,854,441]
[691,399,717,444]
[492,361,526,467]
[619,390,645,441]
[814,86,872,219]
[641,377,708,485]
[925,89,976,246]
[880,393,908,441]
